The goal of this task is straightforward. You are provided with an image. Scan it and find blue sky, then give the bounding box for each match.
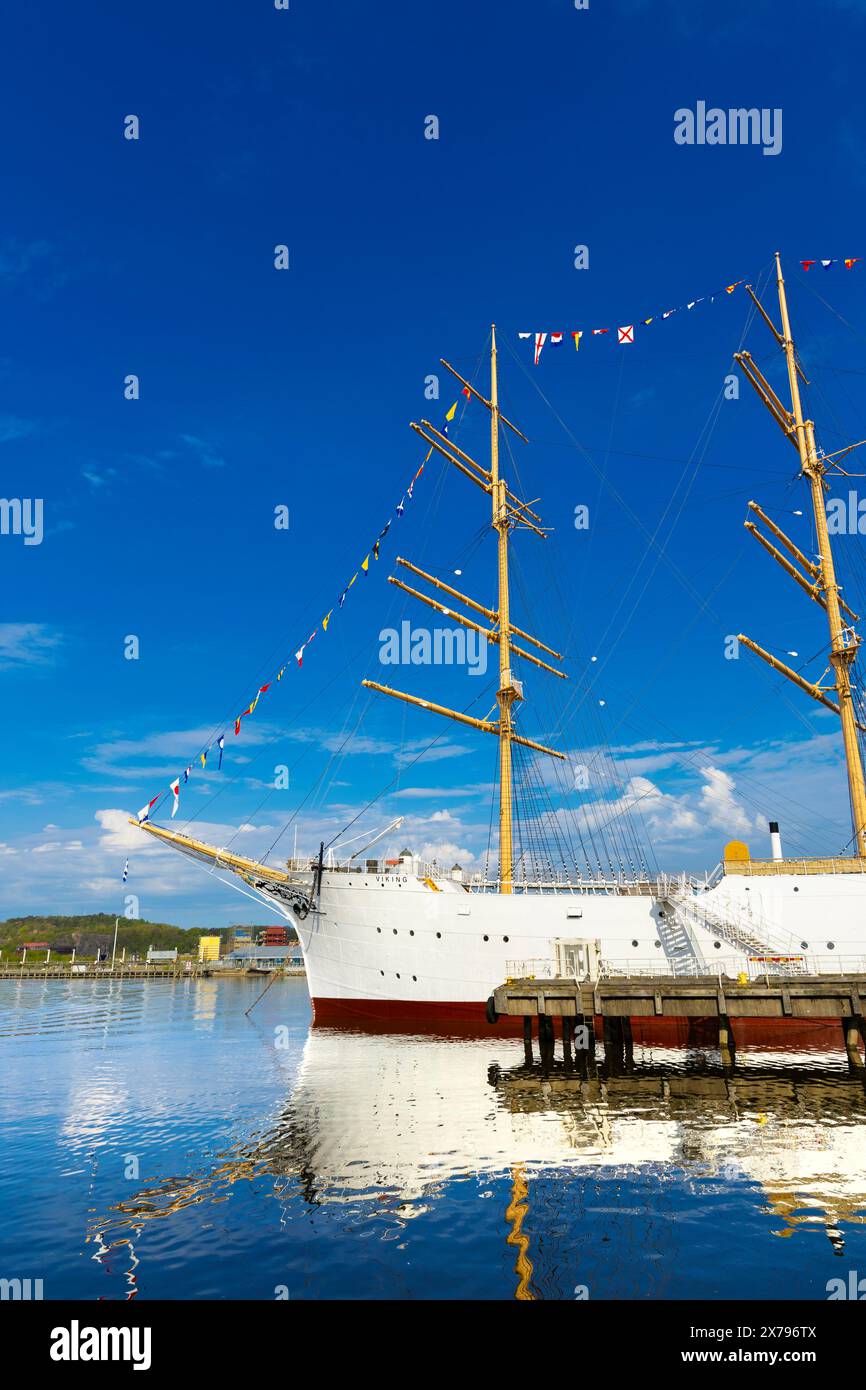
[3,0,866,927]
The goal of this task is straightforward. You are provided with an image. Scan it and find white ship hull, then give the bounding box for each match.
[275,859,866,1031]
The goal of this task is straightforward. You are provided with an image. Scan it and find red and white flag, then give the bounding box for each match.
[170,778,180,818]
[137,796,159,824]
[591,328,609,336]
[533,332,547,365]
[549,332,564,345]
[571,331,583,351]
[617,325,634,345]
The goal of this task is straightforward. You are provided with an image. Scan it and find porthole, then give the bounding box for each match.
[436,932,442,939]
[380,970,384,976]
[396,973,401,979]
[483,935,489,942]
[827,941,835,950]
[377,927,381,934]
[412,975,417,982]
[409,930,415,937]
[503,935,509,943]
[654,940,662,948]
[393,929,398,935]
[793,886,799,893]
[801,941,809,950]
[713,942,721,950]
[631,939,639,948]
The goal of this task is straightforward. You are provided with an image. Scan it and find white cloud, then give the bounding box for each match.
[697,767,756,835]
[417,840,476,866]
[0,623,61,670]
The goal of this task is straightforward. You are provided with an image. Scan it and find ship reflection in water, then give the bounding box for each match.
[89,1012,866,1301]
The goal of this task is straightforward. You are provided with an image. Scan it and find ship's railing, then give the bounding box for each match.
[468,876,657,895]
[502,954,866,984]
[504,958,561,979]
[723,856,866,876]
[598,954,866,980]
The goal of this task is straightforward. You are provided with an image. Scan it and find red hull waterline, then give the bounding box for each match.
[311,996,857,1050]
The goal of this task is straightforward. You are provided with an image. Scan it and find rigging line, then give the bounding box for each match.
[578,350,627,610]
[546,385,729,737]
[175,848,293,921]
[792,269,866,344]
[322,677,499,851]
[193,481,437,845]
[238,676,373,860]
[593,549,743,740]
[581,271,769,674]
[172,629,383,835]
[534,285,835,748]
[499,271,765,666]
[142,430,454,819]
[260,548,426,857]
[527,439,795,476]
[612,704,850,846]
[508,533,655,870]
[262,699,373,861]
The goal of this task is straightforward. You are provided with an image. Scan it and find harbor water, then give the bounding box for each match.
[1,975,865,1301]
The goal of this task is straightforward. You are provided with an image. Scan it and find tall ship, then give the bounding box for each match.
[134,254,866,1025]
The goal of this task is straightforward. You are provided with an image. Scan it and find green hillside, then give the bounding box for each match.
[0,915,297,958]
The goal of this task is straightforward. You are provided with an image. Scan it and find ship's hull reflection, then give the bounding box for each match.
[95,1022,865,1238]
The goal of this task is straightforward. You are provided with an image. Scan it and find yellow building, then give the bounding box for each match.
[198,935,221,963]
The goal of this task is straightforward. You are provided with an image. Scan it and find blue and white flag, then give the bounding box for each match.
[122,858,129,883]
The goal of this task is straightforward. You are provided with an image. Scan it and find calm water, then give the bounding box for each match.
[1,976,865,1300]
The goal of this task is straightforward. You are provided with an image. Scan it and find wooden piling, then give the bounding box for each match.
[719,1014,736,1070]
[843,1017,865,1070]
[561,1015,573,1070]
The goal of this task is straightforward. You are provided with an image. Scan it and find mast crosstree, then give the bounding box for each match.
[736,253,866,856]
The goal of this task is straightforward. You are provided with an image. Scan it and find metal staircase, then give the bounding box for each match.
[661,880,805,973]
[655,903,708,976]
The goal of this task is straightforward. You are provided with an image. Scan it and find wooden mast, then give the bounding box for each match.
[737,254,866,855]
[492,325,517,889]
[774,254,866,855]
[490,325,517,892]
[361,327,567,887]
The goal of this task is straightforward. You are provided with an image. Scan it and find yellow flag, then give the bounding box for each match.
[322,610,332,632]
[445,400,457,421]
[348,573,357,589]
[361,555,369,573]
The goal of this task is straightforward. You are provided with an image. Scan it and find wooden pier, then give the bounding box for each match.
[491,973,866,1071]
[0,965,306,980]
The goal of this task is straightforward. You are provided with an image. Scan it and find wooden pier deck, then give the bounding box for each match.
[491,973,866,1070]
[0,965,306,980]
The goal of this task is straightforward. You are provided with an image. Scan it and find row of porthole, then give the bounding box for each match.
[744,885,802,892]
[380,972,418,981]
[636,938,836,950]
[375,928,511,942]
